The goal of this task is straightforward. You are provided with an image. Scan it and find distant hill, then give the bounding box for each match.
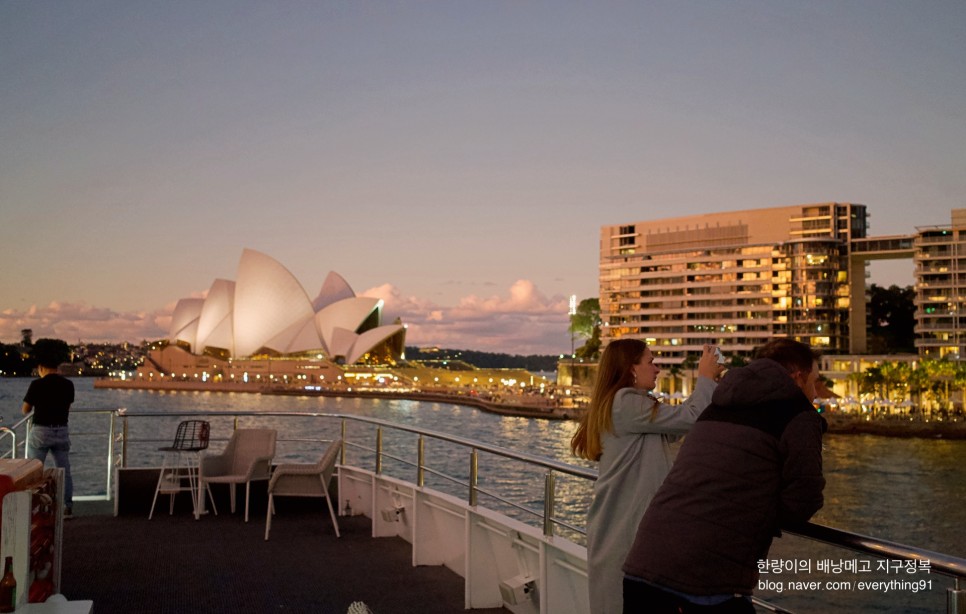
[404,347,558,372]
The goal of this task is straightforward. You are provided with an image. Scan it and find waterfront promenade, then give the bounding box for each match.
[93,377,966,438]
[94,377,577,419]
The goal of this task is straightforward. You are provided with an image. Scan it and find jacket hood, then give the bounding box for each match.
[711,358,806,408]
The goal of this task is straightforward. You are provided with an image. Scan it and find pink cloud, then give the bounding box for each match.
[0,301,170,344]
[362,280,571,355]
[1,281,574,355]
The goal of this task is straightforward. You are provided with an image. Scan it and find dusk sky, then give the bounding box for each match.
[2,1,964,355]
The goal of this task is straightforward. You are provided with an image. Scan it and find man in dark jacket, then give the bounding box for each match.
[622,338,826,613]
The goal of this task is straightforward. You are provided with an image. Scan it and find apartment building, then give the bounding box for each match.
[600,203,869,365]
[915,209,966,358]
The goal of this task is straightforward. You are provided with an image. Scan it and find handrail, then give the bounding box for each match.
[1,412,33,459]
[104,409,593,537]
[0,427,15,459]
[105,409,597,480]
[41,408,966,586]
[3,409,117,501]
[791,522,966,580]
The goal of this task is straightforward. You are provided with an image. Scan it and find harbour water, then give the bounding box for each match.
[2,378,964,613]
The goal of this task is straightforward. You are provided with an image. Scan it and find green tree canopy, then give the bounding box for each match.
[569,298,601,359]
[0,343,31,376]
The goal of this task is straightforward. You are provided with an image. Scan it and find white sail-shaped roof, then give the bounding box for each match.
[285,317,326,354]
[196,279,235,354]
[315,297,381,353]
[233,249,316,357]
[328,327,358,361]
[261,315,323,355]
[311,271,356,312]
[162,249,405,364]
[347,324,405,364]
[200,317,234,355]
[169,298,204,350]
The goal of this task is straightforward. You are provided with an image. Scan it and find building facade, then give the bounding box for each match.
[600,203,869,366]
[914,209,966,359]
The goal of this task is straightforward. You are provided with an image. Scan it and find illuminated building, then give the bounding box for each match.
[599,203,870,365]
[914,209,966,358]
[164,248,405,365]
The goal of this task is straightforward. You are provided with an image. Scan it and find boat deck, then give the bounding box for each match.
[61,481,510,614]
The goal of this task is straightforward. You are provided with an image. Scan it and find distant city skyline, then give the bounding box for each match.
[2,2,963,354]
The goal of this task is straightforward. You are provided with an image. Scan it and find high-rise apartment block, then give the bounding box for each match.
[601,204,966,365]
[600,203,873,364]
[915,209,966,359]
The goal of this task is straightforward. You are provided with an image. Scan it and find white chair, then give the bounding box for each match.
[200,428,276,522]
[265,439,341,540]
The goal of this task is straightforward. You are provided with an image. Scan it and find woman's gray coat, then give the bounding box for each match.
[585,377,716,614]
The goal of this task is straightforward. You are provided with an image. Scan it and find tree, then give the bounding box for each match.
[920,358,955,416]
[0,343,31,376]
[867,284,915,354]
[953,361,966,414]
[879,361,905,402]
[569,298,601,359]
[906,362,929,411]
[847,366,887,415]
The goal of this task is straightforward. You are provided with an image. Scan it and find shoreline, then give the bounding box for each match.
[91,379,966,438]
[822,414,966,439]
[267,386,575,420]
[92,378,575,420]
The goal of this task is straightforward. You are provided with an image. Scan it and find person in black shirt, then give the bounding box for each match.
[22,360,75,516]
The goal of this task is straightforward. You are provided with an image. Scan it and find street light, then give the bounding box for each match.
[569,294,577,387]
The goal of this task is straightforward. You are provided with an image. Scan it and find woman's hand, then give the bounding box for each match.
[696,345,725,380]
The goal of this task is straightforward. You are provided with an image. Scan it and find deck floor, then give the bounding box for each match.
[62,483,510,614]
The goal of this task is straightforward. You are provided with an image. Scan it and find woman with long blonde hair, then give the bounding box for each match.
[572,339,721,614]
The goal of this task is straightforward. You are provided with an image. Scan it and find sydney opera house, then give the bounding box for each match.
[131,249,406,387]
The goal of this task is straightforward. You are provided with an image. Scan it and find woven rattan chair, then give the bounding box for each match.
[149,420,210,520]
[264,439,342,540]
[200,428,276,522]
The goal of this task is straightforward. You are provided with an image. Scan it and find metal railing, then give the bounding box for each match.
[3,409,119,502]
[0,413,31,459]
[99,409,596,540]
[4,407,965,612]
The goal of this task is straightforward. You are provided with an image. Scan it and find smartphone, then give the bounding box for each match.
[714,347,727,365]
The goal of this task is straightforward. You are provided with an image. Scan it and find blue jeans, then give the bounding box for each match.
[28,425,73,508]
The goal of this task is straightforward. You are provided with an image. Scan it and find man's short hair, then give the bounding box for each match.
[30,338,70,369]
[754,338,820,374]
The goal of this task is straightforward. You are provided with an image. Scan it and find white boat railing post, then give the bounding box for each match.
[340,419,347,466]
[375,426,383,474]
[543,470,556,538]
[469,448,478,506]
[120,414,128,468]
[105,411,116,496]
[417,435,425,488]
